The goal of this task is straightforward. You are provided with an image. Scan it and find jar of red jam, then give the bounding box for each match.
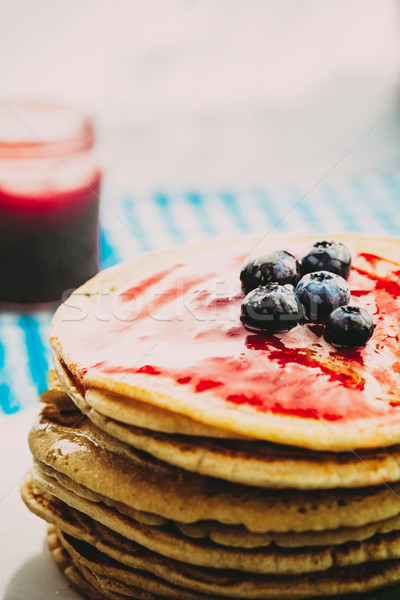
[0,100,101,307]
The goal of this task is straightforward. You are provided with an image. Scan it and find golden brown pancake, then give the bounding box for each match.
[47,527,400,600]
[50,234,400,451]
[27,462,400,550]
[56,527,400,599]
[22,477,400,577]
[53,362,400,490]
[23,234,400,599]
[28,397,400,534]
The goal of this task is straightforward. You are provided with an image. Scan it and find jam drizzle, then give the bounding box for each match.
[64,245,400,423]
[245,334,365,389]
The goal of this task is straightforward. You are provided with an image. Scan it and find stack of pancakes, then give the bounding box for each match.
[22,234,400,599]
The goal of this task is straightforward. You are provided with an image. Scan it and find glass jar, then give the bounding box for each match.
[0,100,101,307]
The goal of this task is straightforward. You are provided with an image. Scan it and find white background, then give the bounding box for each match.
[0,0,399,187]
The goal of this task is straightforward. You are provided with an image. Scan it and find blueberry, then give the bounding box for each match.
[240,250,301,294]
[295,271,350,321]
[301,240,351,279]
[240,284,304,332]
[324,306,376,347]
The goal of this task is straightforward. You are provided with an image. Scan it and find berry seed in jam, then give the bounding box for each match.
[240,250,301,294]
[295,271,350,321]
[324,306,376,347]
[301,240,351,279]
[240,283,304,333]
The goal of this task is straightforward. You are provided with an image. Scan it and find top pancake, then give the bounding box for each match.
[50,234,400,451]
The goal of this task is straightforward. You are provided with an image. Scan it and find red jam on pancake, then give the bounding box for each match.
[51,237,400,450]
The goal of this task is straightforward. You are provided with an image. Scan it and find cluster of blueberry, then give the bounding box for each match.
[239,240,375,348]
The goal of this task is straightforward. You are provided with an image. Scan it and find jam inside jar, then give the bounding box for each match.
[0,101,101,306]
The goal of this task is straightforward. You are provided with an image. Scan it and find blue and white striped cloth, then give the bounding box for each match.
[1,174,400,417]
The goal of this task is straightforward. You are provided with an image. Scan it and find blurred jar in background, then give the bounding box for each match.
[0,100,101,306]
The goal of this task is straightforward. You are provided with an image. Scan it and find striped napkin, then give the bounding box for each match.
[1,174,399,416]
